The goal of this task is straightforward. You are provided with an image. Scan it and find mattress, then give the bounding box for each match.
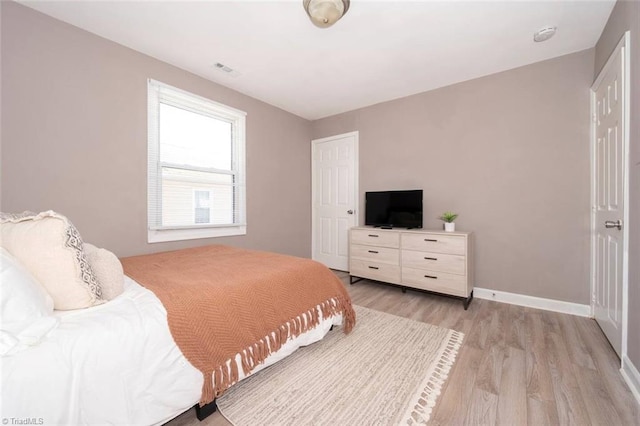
[0,276,342,425]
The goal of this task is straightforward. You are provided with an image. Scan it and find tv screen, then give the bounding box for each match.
[365,190,423,229]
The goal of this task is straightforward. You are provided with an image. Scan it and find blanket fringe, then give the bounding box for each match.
[199,295,356,405]
[200,371,214,406]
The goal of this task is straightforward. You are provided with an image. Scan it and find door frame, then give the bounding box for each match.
[311,131,360,264]
[590,31,630,360]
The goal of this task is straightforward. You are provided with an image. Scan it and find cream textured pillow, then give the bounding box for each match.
[84,243,124,301]
[0,211,103,310]
[0,247,59,355]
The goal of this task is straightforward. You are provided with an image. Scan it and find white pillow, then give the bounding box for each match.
[0,248,59,356]
[0,211,103,310]
[84,243,124,301]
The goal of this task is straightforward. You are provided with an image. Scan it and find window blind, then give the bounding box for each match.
[148,79,246,234]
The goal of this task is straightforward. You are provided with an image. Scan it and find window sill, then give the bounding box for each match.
[147,225,246,243]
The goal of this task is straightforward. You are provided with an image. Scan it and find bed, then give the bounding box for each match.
[1,276,345,425]
[1,223,354,425]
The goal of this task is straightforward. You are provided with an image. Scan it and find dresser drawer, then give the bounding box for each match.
[401,267,467,297]
[401,233,466,255]
[350,259,401,284]
[350,244,399,265]
[401,250,465,275]
[351,229,399,248]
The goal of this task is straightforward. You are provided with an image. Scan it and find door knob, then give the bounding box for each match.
[604,220,622,230]
[347,210,354,214]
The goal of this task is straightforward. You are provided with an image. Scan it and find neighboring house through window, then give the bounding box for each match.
[147,79,246,243]
[194,190,211,224]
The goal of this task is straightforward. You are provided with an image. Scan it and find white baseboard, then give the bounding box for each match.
[621,355,640,406]
[474,287,591,317]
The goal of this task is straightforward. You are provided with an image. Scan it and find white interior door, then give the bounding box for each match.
[591,35,629,358]
[312,132,358,271]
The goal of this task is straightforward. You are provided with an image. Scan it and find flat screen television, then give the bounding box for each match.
[365,190,423,229]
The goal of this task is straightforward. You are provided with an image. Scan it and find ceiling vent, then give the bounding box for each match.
[213,62,240,77]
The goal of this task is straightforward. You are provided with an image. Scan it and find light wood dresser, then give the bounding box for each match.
[349,227,474,309]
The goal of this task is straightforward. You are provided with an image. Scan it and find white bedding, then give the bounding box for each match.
[0,276,342,425]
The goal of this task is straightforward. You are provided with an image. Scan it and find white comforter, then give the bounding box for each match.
[1,277,341,425]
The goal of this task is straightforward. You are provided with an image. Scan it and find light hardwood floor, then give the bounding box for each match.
[167,271,640,425]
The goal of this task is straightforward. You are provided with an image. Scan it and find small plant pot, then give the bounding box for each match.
[444,222,456,232]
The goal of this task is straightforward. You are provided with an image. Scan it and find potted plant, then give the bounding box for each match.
[439,211,458,232]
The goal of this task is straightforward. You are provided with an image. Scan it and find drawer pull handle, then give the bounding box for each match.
[368,250,379,254]
[424,238,438,242]
[424,257,437,261]
[368,266,379,270]
[424,275,438,279]
[368,234,379,238]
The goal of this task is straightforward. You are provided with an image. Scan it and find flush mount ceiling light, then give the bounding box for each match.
[303,0,350,28]
[533,26,557,42]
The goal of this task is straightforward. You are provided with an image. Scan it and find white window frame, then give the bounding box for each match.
[147,79,246,243]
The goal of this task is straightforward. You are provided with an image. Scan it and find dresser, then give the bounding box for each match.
[349,227,474,309]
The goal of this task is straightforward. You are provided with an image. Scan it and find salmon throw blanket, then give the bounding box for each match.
[121,245,356,405]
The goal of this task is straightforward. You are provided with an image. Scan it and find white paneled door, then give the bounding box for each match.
[312,132,358,271]
[591,34,629,358]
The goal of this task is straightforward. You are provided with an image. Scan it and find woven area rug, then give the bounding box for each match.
[216,305,464,425]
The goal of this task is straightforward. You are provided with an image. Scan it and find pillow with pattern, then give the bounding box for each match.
[0,211,103,310]
[84,243,124,301]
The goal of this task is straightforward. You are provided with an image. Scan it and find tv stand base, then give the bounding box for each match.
[348,227,474,310]
[349,275,473,310]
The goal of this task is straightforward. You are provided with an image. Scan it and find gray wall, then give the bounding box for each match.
[312,49,594,304]
[595,0,640,370]
[1,2,312,258]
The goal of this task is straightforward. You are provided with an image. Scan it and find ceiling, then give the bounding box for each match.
[20,0,615,120]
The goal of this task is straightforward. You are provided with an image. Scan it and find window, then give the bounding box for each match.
[147,79,246,243]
